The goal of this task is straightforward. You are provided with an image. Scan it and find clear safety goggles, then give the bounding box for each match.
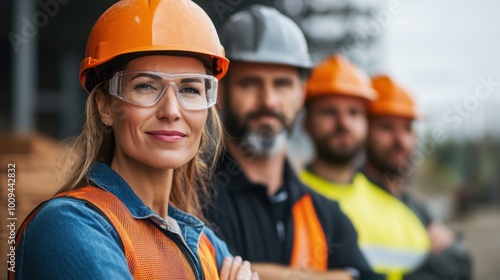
[109,70,218,110]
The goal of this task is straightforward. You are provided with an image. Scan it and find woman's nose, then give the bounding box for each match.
[156,84,182,121]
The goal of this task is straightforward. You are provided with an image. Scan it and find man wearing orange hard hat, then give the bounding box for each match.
[301,55,434,279]
[302,54,375,184]
[364,75,472,280]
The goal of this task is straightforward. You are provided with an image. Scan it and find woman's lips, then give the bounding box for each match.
[146,130,187,142]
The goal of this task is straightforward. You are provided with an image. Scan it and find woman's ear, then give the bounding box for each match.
[95,91,114,126]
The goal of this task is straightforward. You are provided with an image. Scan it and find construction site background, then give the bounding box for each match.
[2,0,500,279]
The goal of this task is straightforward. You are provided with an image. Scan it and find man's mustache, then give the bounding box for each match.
[245,109,288,127]
[326,125,352,138]
[388,143,407,154]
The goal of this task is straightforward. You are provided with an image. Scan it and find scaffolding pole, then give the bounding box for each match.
[12,0,38,133]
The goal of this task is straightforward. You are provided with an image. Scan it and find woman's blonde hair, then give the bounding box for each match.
[58,72,224,221]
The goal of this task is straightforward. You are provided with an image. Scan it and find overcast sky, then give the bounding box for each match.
[379,0,500,140]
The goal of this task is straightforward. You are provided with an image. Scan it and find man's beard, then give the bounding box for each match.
[367,142,409,177]
[243,126,288,158]
[223,103,294,158]
[314,127,365,166]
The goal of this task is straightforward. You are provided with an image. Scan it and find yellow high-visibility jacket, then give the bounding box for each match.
[300,170,430,280]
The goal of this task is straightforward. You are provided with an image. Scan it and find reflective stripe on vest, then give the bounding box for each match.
[301,171,430,280]
[290,194,328,271]
[9,186,219,280]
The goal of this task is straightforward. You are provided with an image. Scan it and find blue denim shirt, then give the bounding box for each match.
[15,162,232,279]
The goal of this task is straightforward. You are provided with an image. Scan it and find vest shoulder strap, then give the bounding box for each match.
[290,194,328,271]
[11,186,219,280]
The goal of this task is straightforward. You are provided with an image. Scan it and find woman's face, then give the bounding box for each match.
[98,55,208,170]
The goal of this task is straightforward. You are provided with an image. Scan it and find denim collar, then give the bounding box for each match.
[88,161,203,228]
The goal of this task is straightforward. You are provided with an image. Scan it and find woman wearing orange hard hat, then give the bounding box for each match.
[10,1,257,279]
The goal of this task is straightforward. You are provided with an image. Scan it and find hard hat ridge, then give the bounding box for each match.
[369,75,420,119]
[219,5,312,70]
[306,55,376,101]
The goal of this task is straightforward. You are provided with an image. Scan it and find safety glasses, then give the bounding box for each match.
[109,70,218,110]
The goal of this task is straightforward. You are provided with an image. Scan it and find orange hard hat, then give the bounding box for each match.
[306,55,376,102]
[79,0,229,93]
[369,75,419,119]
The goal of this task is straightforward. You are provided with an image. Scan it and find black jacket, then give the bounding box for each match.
[206,153,383,280]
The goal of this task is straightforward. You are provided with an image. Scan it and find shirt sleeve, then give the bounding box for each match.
[16,197,133,280]
[203,227,233,271]
[404,231,472,280]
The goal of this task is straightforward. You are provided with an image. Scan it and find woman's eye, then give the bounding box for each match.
[180,86,202,95]
[134,82,157,91]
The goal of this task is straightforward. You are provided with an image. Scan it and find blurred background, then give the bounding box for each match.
[1,0,499,279]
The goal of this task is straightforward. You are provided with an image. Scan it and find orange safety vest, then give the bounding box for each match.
[290,194,328,271]
[9,186,219,280]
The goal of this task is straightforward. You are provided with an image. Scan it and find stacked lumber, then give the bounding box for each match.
[1,133,71,278]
